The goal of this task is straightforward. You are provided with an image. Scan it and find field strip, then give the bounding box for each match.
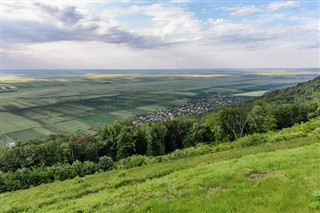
[234,90,268,97]
[137,105,167,112]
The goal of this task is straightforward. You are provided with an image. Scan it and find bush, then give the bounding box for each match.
[52,163,76,180]
[237,133,268,147]
[270,131,307,143]
[312,128,320,141]
[213,142,236,152]
[72,160,99,177]
[98,156,114,171]
[117,155,150,169]
[80,161,99,176]
[0,160,103,193]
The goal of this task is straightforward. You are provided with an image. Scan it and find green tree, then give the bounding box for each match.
[183,122,214,147]
[206,107,248,141]
[116,125,136,160]
[144,122,167,156]
[307,92,320,118]
[163,118,195,152]
[274,104,294,129]
[98,120,125,160]
[248,102,276,133]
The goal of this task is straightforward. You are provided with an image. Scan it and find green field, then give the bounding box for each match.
[0,130,319,212]
[0,70,318,147]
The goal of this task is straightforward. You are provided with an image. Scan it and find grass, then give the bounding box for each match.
[0,135,319,212]
[125,107,153,115]
[80,114,121,128]
[137,105,167,112]
[110,110,136,119]
[53,120,95,134]
[33,127,56,136]
[0,112,41,134]
[7,128,45,142]
[0,135,15,148]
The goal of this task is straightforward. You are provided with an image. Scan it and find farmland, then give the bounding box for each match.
[0,69,318,147]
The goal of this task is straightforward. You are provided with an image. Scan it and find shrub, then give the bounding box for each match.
[81,161,99,176]
[214,142,236,152]
[72,160,99,177]
[117,155,150,169]
[52,163,76,180]
[237,133,268,147]
[98,156,114,171]
[270,131,307,143]
[0,160,104,193]
[312,128,320,141]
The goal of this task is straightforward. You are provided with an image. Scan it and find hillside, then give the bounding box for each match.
[1,76,320,193]
[1,118,319,212]
[0,76,319,212]
[258,76,320,104]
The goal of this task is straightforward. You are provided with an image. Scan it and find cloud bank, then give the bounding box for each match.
[2,0,319,69]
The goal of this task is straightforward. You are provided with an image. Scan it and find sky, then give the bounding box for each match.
[2,0,320,69]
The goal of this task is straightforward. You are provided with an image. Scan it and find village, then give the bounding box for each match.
[132,92,247,125]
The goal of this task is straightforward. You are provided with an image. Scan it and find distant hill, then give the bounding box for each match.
[258,76,320,104]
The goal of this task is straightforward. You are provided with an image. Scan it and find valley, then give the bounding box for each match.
[0,69,318,147]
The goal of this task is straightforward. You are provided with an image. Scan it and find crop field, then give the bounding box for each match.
[235,90,268,97]
[0,69,318,147]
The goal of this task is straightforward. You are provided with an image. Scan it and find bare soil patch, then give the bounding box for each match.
[246,171,268,179]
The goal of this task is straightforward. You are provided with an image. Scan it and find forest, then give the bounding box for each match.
[0,76,319,193]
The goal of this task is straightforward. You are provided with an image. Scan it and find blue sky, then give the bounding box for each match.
[2,0,319,69]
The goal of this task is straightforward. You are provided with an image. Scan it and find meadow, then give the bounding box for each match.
[0,118,319,212]
[0,69,318,147]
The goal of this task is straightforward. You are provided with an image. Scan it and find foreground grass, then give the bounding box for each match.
[0,136,319,212]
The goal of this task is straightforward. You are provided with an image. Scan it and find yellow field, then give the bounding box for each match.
[85,73,230,79]
[1,75,70,83]
[234,90,268,97]
[1,75,37,82]
[252,70,318,76]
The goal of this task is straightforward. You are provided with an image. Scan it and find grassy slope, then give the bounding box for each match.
[0,136,319,212]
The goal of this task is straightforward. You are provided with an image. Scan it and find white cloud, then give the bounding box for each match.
[3,2,43,22]
[2,1,318,69]
[140,4,203,43]
[205,17,319,52]
[223,5,263,16]
[5,40,318,69]
[170,0,192,3]
[267,1,300,11]
[222,1,300,17]
[206,19,272,45]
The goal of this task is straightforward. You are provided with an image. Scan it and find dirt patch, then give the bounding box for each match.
[246,171,267,179]
[208,186,228,193]
[178,188,188,193]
